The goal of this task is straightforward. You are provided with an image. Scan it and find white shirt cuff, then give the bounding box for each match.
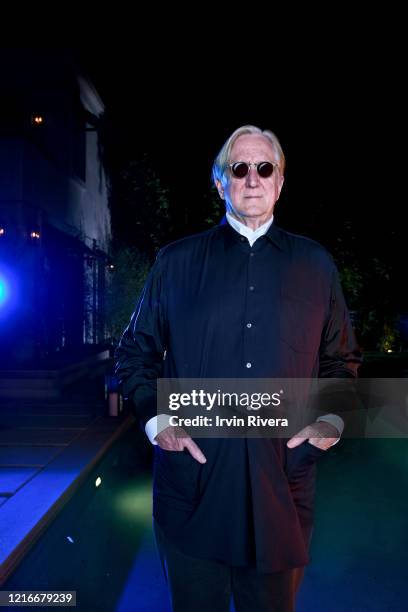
[316,413,344,446]
[145,414,172,445]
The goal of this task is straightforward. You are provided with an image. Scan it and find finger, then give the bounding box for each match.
[156,429,185,451]
[183,438,207,464]
[308,438,326,449]
[286,427,311,448]
[309,437,337,450]
[157,437,184,451]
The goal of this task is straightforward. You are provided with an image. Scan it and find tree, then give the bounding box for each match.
[113,154,174,261]
[105,246,150,344]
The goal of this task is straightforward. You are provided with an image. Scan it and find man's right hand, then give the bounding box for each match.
[155,426,207,464]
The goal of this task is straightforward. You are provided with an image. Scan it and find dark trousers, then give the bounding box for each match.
[154,520,304,612]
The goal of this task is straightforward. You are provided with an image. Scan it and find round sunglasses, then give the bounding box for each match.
[228,161,275,179]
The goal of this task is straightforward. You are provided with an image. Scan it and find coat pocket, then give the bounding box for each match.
[154,447,201,503]
[285,441,327,482]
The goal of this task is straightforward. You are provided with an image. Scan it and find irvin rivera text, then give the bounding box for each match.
[168,415,289,427]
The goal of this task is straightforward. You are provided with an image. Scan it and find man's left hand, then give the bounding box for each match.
[287,421,340,451]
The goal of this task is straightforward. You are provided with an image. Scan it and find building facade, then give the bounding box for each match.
[0,50,111,364]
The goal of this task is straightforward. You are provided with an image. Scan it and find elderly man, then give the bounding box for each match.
[115,125,361,612]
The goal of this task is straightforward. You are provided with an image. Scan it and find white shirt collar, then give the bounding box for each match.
[226,212,274,247]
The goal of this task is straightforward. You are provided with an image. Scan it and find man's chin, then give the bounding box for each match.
[241,210,270,221]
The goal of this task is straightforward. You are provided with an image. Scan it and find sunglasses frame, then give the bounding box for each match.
[228,161,276,179]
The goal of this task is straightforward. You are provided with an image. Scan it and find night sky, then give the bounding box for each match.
[81,51,387,188]
[72,45,404,292]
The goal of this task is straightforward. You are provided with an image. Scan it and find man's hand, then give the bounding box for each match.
[287,421,340,451]
[155,426,207,464]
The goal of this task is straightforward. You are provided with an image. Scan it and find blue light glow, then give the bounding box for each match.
[0,265,19,319]
[0,275,9,307]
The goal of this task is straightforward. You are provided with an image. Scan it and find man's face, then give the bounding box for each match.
[216,134,284,229]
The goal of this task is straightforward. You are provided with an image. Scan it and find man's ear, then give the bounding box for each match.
[215,179,225,200]
[276,175,285,200]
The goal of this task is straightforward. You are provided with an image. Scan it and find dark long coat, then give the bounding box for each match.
[115,220,361,572]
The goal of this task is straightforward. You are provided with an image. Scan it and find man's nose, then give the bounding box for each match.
[246,166,260,187]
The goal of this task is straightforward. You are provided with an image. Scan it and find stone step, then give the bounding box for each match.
[0,378,60,389]
[0,401,105,413]
[0,351,112,400]
[0,414,97,429]
[0,428,85,446]
[0,446,63,466]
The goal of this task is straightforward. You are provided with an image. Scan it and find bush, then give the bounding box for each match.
[105,246,150,344]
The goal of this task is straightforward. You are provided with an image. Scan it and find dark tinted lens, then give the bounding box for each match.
[257,162,274,178]
[231,162,249,178]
